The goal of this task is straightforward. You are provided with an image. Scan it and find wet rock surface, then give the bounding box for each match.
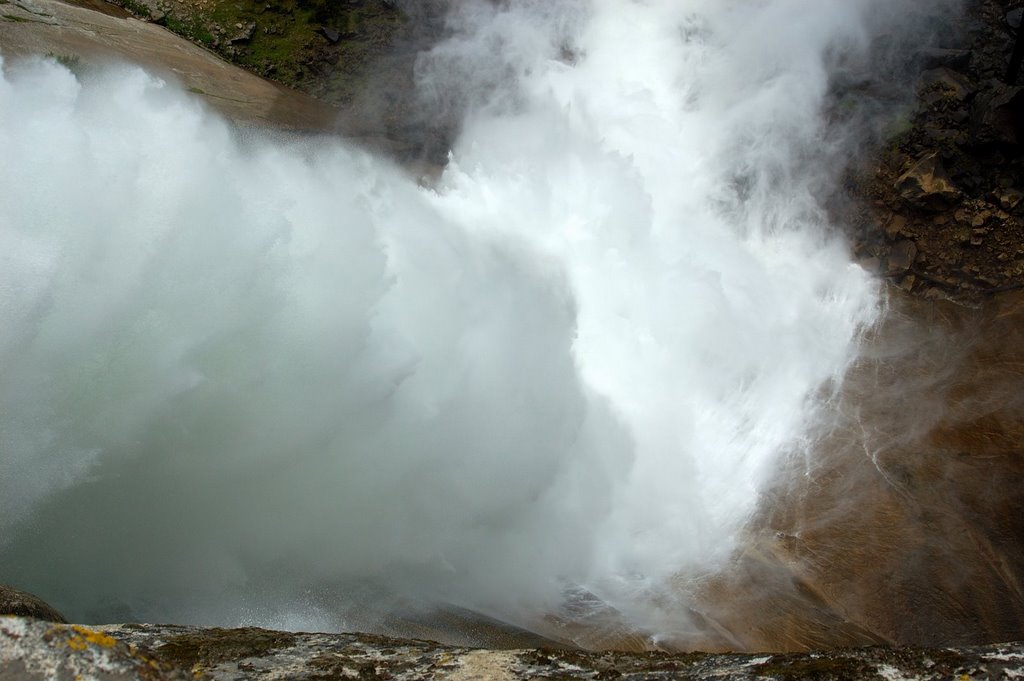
[1,617,1022,680]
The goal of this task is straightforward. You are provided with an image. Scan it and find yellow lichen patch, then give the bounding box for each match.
[66,625,118,650]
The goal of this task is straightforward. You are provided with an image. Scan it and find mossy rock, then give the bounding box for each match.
[154,627,297,669]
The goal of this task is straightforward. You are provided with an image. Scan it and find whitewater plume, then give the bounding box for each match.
[0,0,955,646]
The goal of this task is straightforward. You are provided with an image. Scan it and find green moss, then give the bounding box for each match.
[133,0,405,104]
[153,627,297,670]
[119,0,150,17]
[164,13,214,47]
[2,13,30,21]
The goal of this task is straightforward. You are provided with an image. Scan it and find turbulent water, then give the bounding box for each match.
[0,0,956,646]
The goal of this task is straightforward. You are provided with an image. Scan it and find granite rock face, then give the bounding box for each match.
[1,617,1023,680]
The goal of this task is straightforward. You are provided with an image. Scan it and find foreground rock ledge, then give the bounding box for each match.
[1,618,1022,680]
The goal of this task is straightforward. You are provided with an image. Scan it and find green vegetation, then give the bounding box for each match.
[119,0,150,17]
[47,52,82,73]
[164,12,214,47]
[111,0,406,106]
[3,13,30,21]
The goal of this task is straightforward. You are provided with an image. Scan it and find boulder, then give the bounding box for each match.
[886,240,918,275]
[229,21,256,44]
[895,152,961,210]
[995,187,1024,209]
[1008,7,1024,29]
[319,26,340,43]
[0,585,66,623]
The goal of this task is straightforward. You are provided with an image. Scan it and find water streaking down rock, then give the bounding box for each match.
[1,617,1023,680]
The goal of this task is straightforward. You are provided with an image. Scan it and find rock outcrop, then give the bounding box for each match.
[894,152,961,210]
[0,586,66,624]
[849,0,1024,299]
[1,617,1022,680]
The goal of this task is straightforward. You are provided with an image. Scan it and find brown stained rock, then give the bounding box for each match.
[857,255,882,275]
[895,152,961,210]
[885,215,910,239]
[996,187,1024,209]
[0,585,65,623]
[887,240,918,275]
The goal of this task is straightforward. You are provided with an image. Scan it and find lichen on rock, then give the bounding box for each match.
[2,617,1022,680]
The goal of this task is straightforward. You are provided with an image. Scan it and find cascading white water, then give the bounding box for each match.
[0,0,950,645]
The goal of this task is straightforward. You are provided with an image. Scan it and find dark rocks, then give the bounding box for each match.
[919,47,972,71]
[895,152,961,209]
[1008,7,1023,30]
[971,81,1024,146]
[850,0,1024,301]
[995,186,1024,209]
[920,67,974,103]
[228,21,256,44]
[885,214,911,239]
[0,585,66,623]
